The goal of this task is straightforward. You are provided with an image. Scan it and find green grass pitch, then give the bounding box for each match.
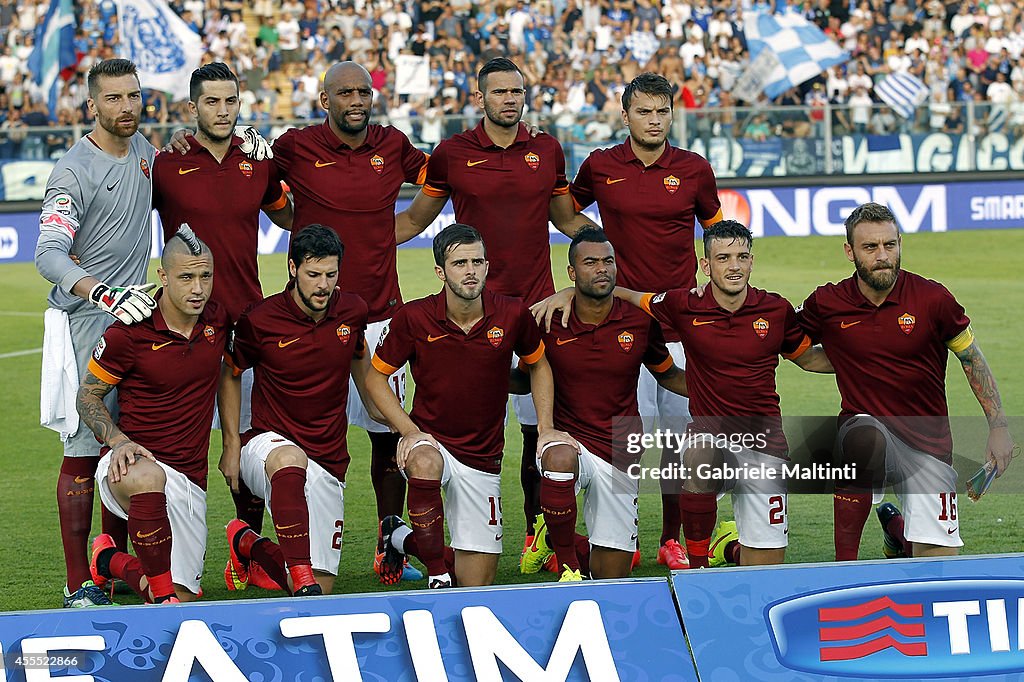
[1,231,1021,611]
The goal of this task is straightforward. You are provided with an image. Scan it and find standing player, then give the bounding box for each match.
[220,225,370,596]
[564,72,724,570]
[368,224,574,588]
[35,59,157,608]
[797,203,1015,560]
[395,58,596,561]
[79,227,229,604]
[520,228,688,582]
[611,221,833,568]
[152,62,292,552]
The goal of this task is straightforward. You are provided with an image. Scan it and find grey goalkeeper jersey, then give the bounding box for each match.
[34,132,155,314]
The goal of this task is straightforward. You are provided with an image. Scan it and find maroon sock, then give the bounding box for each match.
[108,552,148,600]
[232,478,266,535]
[885,509,912,557]
[834,491,873,561]
[444,546,457,579]
[236,530,290,593]
[407,477,447,575]
[57,456,98,588]
[725,540,742,565]
[540,476,579,571]
[101,506,129,553]
[269,467,312,569]
[574,533,591,576]
[660,446,682,544]
[127,492,174,600]
[680,492,717,568]
[521,427,540,535]
[370,431,405,549]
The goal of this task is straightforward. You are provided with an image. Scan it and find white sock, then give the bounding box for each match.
[391,524,412,554]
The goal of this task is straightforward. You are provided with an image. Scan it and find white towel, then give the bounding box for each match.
[40,308,80,441]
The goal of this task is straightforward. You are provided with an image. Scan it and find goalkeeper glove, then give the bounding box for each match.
[236,125,273,161]
[89,282,157,324]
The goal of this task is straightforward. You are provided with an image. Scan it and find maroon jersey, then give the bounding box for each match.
[153,136,287,321]
[231,284,368,481]
[797,270,972,458]
[571,141,722,341]
[87,297,231,489]
[643,287,810,453]
[421,121,570,305]
[544,298,672,465]
[272,122,427,322]
[372,288,545,473]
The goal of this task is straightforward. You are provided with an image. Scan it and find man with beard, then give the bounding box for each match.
[368,224,574,588]
[798,202,1015,561]
[220,225,370,597]
[395,58,596,564]
[35,59,157,608]
[151,63,292,567]
[521,228,688,582]
[535,73,724,571]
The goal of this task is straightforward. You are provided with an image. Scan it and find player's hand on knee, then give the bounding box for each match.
[89,282,157,324]
[529,287,575,332]
[397,431,439,470]
[109,439,155,483]
[162,128,192,155]
[236,125,273,161]
[537,428,579,455]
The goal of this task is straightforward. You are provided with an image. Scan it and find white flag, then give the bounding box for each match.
[394,54,431,97]
[117,0,201,101]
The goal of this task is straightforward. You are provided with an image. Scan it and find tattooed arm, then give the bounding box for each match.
[954,340,1015,475]
[77,368,154,482]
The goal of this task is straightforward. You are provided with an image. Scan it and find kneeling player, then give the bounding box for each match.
[79,227,229,603]
[368,224,574,588]
[521,228,688,581]
[219,225,370,596]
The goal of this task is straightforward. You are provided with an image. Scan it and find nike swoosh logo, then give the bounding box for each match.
[427,334,449,342]
[466,159,488,167]
[605,177,626,184]
[495,534,503,541]
[840,321,862,329]
[151,341,173,351]
[948,527,958,535]
[691,319,716,327]
[314,160,336,168]
[276,523,301,530]
[556,337,578,345]
[74,475,92,484]
[178,167,200,175]
[136,528,163,539]
[106,181,119,191]
[278,338,300,348]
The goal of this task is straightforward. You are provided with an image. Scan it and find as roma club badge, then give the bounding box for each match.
[370,154,385,175]
[203,325,216,344]
[663,175,679,194]
[238,161,253,178]
[618,331,634,353]
[524,152,540,171]
[898,312,916,335]
[753,317,769,339]
[487,326,504,348]
[140,158,150,179]
[337,324,351,345]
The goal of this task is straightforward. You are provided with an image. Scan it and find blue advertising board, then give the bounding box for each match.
[672,554,1024,681]
[0,578,694,681]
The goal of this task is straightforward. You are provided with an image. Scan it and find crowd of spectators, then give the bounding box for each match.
[2,0,1024,159]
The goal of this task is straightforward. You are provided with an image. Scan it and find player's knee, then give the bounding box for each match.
[265,445,308,476]
[679,490,718,514]
[114,458,166,494]
[841,425,887,485]
[540,444,578,476]
[405,445,443,479]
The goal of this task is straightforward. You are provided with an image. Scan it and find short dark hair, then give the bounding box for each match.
[702,220,753,256]
[190,62,239,102]
[568,226,611,267]
[88,59,139,98]
[844,202,899,244]
[622,72,674,112]
[289,225,344,265]
[478,57,524,91]
[433,224,485,267]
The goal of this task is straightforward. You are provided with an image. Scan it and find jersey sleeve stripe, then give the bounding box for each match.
[87,357,122,385]
[646,356,674,373]
[422,184,450,198]
[551,184,570,196]
[699,208,725,228]
[262,189,288,212]
[415,156,429,186]
[639,292,656,317]
[519,341,545,365]
[371,354,400,375]
[782,335,813,360]
[946,326,975,353]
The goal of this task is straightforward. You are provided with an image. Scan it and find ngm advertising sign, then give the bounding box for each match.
[674,554,1024,681]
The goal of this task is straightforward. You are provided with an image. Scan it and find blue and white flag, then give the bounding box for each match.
[117,0,201,101]
[27,0,77,121]
[875,72,928,118]
[742,11,848,100]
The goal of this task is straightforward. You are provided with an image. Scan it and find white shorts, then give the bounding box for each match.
[350,319,406,432]
[212,367,253,433]
[540,442,639,553]
[240,431,347,574]
[406,441,504,554]
[838,414,962,548]
[95,454,207,595]
[510,353,538,427]
[723,448,789,549]
[638,341,690,434]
